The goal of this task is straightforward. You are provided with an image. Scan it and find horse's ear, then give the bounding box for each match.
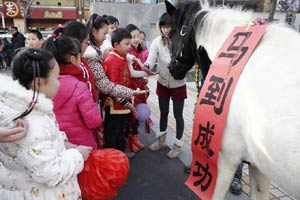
[165,0,176,17]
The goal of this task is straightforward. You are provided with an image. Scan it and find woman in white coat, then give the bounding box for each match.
[145,13,186,159]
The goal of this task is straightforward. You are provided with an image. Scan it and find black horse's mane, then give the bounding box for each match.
[167,0,211,81]
[173,1,202,27]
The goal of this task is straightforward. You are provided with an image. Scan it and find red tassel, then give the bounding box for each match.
[93,126,104,149]
[144,117,153,134]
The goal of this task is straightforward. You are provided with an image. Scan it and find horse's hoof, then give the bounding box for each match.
[184,165,191,174]
[230,178,243,195]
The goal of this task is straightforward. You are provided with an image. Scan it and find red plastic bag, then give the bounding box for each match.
[78,148,130,200]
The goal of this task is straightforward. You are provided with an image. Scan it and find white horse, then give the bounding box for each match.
[165,0,300,199]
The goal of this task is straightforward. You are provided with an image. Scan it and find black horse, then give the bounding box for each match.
[166,0,211,81]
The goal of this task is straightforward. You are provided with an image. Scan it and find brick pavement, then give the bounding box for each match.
[146,75,296,200]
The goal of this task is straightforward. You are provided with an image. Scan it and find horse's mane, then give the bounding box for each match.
[173,0,294,59]
[195,6,255,58]
[173,1,203,28]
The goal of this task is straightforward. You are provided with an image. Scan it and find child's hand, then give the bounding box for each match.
[76,145,93,161]
[127,103,137,117]
[133,89,150,96]
[0,119,29,142]
[141,66,151,74]
[142,63,157,75]
[148,71,158,76]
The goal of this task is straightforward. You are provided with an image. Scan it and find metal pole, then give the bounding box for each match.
[0,11,5,31]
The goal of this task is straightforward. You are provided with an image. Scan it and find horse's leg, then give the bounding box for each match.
[249,165,270,200]
[212,151,238,200]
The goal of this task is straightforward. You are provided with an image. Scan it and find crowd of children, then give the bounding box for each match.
[0,11,247,199]
[0,13,155,199]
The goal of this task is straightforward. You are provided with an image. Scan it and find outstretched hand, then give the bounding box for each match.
[127,103,137,117]
[143,63,158,76]
[0,119,29,143]
[133,89,150,96]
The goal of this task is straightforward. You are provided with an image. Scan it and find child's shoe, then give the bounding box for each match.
[132,135,144,150]
[126,137,139,153]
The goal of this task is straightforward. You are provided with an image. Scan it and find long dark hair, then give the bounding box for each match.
[63,20,88,43]
[159,12,173,46]
[42,36,81,65]
[125,24,143,53]
[105,15,119,25]
[12,48,55,119]
[86,14,109,46]
[12,48,54,89]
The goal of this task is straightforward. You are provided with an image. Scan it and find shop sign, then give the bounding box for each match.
[4,1,20,17]
[44,11,63,19]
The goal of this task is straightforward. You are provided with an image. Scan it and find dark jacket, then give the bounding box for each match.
[11,31,25,53]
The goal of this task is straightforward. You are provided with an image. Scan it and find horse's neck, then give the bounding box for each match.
[195,7,253,60]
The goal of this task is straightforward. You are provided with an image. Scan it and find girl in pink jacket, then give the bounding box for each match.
[43,36,102,149]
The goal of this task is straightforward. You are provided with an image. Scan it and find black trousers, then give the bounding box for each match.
[159,96,184,140]
[103,109,129,151]
[131,119,139,135]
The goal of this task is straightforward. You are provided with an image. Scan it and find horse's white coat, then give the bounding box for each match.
[194,4,300,200]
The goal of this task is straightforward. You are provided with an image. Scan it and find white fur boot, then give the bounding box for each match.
[167,138,183,159]
[149,131,167,151]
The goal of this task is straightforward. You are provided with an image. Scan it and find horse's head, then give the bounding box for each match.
[165,0,211,80]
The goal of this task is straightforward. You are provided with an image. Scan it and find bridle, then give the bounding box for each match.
[169,10,211,80]
[172,10,208,66]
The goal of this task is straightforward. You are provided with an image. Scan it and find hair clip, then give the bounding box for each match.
[51,34,57,41]
[58,24,64,28]
[93,15,100,25]
[27,49,42,61]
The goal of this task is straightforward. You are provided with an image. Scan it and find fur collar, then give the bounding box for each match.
[0,74,53,115]
[83,45,98,59]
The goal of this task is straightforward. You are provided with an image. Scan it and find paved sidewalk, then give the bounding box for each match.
[112,118,247,200]
[146,75,295,200]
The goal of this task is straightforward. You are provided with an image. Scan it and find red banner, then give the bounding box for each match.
[186,24,267,200]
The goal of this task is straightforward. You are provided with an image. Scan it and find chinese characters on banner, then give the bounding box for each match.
[185,24,267,200]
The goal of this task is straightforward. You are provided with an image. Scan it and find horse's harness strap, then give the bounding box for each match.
[175,11,209,60]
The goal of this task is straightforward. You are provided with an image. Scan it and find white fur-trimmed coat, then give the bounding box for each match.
[0,74,83,200]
